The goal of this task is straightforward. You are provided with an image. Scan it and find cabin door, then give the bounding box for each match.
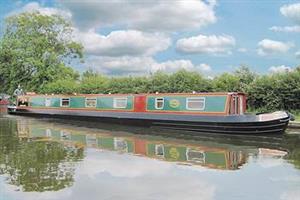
[230,95,240,115]
[134,95,146,112]
[239,95,244,114]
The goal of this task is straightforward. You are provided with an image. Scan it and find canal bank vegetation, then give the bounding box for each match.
[41,67,300,116]
[0,12,299,116]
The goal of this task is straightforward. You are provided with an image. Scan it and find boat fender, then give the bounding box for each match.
[287,112,295,121]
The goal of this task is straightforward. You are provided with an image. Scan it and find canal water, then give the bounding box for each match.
[0,110,300,200]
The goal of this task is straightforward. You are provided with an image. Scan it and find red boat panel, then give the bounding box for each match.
[0,100,9,105]
[134,95,146,112]
[134,139,147,155]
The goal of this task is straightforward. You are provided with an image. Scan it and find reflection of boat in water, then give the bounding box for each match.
[8,92,292,135]
[16,118,290,171]
[1,116,298,194]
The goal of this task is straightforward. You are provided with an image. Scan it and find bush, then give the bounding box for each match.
[41,79,79,94]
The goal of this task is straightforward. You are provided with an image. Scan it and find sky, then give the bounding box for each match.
[0,0,300,76]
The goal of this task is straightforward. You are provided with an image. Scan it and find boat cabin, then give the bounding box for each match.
[17,92,246,116]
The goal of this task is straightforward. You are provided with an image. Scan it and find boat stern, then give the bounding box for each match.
[258,111,290,122]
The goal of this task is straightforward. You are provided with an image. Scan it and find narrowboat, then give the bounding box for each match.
[7,92,292,135]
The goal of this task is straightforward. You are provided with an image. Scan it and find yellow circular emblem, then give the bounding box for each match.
[169,99,180,108]
[169,147,180,160]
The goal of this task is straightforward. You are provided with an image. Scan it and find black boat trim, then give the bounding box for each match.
[151,125,285,134]
[152,121,288,129]
[7,107,290,135]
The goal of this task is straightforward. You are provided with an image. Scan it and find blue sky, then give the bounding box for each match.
[1,0,300,76]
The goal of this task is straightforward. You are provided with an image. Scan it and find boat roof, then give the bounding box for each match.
[21,92,246,97]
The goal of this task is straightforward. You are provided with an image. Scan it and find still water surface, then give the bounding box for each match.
[0,112,300,200]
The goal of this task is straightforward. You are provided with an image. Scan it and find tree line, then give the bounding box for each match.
[40,67,300,113]
[0,12,299,113]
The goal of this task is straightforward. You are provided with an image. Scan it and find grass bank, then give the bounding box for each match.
[295,114,300,122]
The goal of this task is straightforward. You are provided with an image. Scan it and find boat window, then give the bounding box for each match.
[85,98,97,108]
[45,98,51,107]
[46,129,52,137]
[60,98,70,107]
[186,97,205,110]
[113,97,127,108]
[186,148,205,163]
[114,138,128,152]
[18,97,28,107]
[155,144,164,157]
[86,134,97,147]
[155,98,164,109]
[60,130,71,140]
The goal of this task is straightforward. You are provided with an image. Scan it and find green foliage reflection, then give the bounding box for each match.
[0,120,84,192]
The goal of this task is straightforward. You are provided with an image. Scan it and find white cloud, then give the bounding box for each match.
[75,29,171,57]
[198,63,212,72]
[270,26,300,33]
[0,149,216,200]
[59,0,217,32]
[237,48,247,53]
[281,190,300,200]
[280,3,300,24]
[12,2,217,76]
[295,51,300,59]
[270,3,300,34]
[257,39,294,56]
[12,2,71,19]
[152,60,212,73]
[176,34,236,55]
[86,56,212,75]
[86,56,154,75]
[269,65,292,73]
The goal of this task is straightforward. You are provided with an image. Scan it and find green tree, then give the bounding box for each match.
[168,69,211,93]
[147,71,171,93]
[41,78,79,94]
[247,69,300,111]
[233,66,257,92]
[213,73,240,92]
[80,70,109,94]
[106,76,149,94]
[0,12,83,94]
[213,66,256,92]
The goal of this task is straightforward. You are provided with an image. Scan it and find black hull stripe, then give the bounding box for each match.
[152,121,287,130]
[8,109,290,135]
[11,109,290,123]
[151,125,285,134]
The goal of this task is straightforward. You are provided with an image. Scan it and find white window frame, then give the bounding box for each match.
[46,129,52,137]
[45,98,51,107]
[114,138,128,152]
[186,97,205,110]
[60,98,70,107]
[113,97,127,109]
[155,97,164,109]
[186,148,205,164]
[155,144,165,157]
[86,134,97,147]
[85,97,97,108]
